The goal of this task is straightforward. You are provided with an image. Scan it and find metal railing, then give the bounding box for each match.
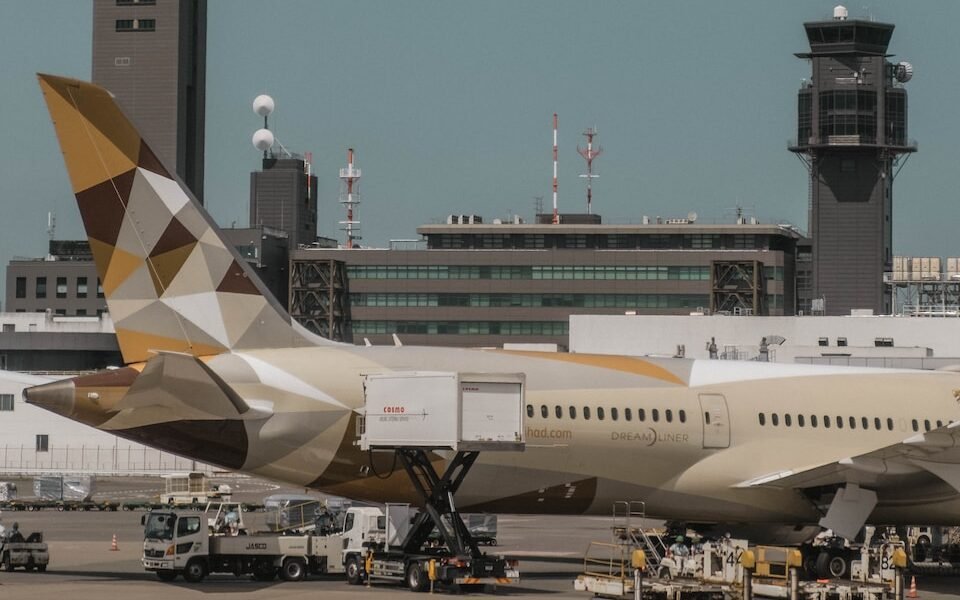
[0,445,210,476]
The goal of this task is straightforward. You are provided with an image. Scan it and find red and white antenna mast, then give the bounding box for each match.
[577,127,602,214]
[339,148,361,248]
[552,113,559,224]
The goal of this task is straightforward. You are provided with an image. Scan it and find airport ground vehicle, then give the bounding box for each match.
[141,504,380,582]
[160,473,231,507]
[1,530,49,572]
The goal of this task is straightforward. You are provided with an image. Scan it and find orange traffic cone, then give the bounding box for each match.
[907,575,918,598]
[110,533,118,551]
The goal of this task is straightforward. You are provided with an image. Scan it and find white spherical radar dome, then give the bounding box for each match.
[253,94,275,117]
[252,128,275,152]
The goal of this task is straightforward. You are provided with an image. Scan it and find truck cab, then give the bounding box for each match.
[142,511,207,581]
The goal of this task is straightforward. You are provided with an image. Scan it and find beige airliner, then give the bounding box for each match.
[25,74,960,547]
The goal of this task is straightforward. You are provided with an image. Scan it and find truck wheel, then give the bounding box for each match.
[406,562,429,593]
[345,556,363,585]
[37,564,47,573]
[156,569,177,581]
[281,557,306,582]
[183,559,207,583]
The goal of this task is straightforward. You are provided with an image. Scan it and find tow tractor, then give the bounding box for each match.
[353,371,525,591]
[1,528,49,572]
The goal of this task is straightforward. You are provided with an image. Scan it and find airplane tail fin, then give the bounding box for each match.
[38,73,324,364]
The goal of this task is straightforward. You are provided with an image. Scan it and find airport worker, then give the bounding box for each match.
[670,535,690,557]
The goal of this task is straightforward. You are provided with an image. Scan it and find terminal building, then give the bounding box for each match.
[292,218,802,348]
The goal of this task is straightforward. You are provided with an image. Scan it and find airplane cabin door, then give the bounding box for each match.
[698,393,730,449]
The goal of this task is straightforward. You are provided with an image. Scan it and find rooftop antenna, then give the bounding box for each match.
[533,195,544,219]
[251,94,292,158]
[47,211,56,241]
[552,113,559,224]
[339,148,362,248]
[577,127,603,214]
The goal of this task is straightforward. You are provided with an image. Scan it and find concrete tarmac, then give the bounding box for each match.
[2,510,959,600]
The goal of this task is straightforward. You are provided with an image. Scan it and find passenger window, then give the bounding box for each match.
[886,418,894,431]
[924,419,931,432]
[862,417,869,430]
[785,414,792,427]
[665,409,673,423]
[541,405,548,418]
[836,416,843,429]
[638,408,646,421]
[911,419,918,432]
[811,415,818,428]
[625,408,632,421]
[759,413,766,426]
[597,407,605,420]
[344,513,355,532]
[652,409,660,422]
[937,420,944,429]
[798,414,805,427]
[705,412,711,425]
[583,406,591,420]
[772,413,779,426]
[611,407,619,421]
[823,416,830,429]
[679,410,686,423]
[526,405,533,418]
[849,416,856,429]
[555,405,562,419]
[569,406,577,419]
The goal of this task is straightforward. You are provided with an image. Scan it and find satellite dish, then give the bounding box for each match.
[895,62,913,83]
[687,211,698,223]
[253,94,275,117]
[252,128,274,152]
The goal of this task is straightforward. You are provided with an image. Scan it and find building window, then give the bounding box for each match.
[116,18,155,32]
[117,0,157,4]
[114,56,131,67]
[77,277,88,298]
[56,277,67,299]
[36,277,47,299]
[0,394,13,411]
[77,309,88,316]
[97,279,105,298]
[15,277,26,298]
[36,434,49,453]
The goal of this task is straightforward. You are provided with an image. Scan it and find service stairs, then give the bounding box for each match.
[611,500,668,578]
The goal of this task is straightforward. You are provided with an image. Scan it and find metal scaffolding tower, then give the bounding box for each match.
[289,258,353,342]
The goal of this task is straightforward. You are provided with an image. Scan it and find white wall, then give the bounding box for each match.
[570,315,960,363]
[0,371,208,475]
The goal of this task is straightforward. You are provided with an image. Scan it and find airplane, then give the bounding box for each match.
[25,74,960,557]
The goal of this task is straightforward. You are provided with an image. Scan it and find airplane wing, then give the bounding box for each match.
[738,420,960,493]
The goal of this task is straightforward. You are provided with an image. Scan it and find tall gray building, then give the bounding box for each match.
[790,8,915,316]
[92,0,206,202]
[250,157,319,249]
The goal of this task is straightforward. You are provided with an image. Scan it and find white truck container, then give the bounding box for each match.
[360,371,525,452]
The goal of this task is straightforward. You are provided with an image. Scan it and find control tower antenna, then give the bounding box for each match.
[339,148,362,249]
[552,113,559,224]
[577,127,603,214]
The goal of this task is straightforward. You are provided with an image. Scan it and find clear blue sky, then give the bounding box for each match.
[3,1,960,302]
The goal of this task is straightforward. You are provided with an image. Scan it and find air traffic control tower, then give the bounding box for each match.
[790,6,915,316]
